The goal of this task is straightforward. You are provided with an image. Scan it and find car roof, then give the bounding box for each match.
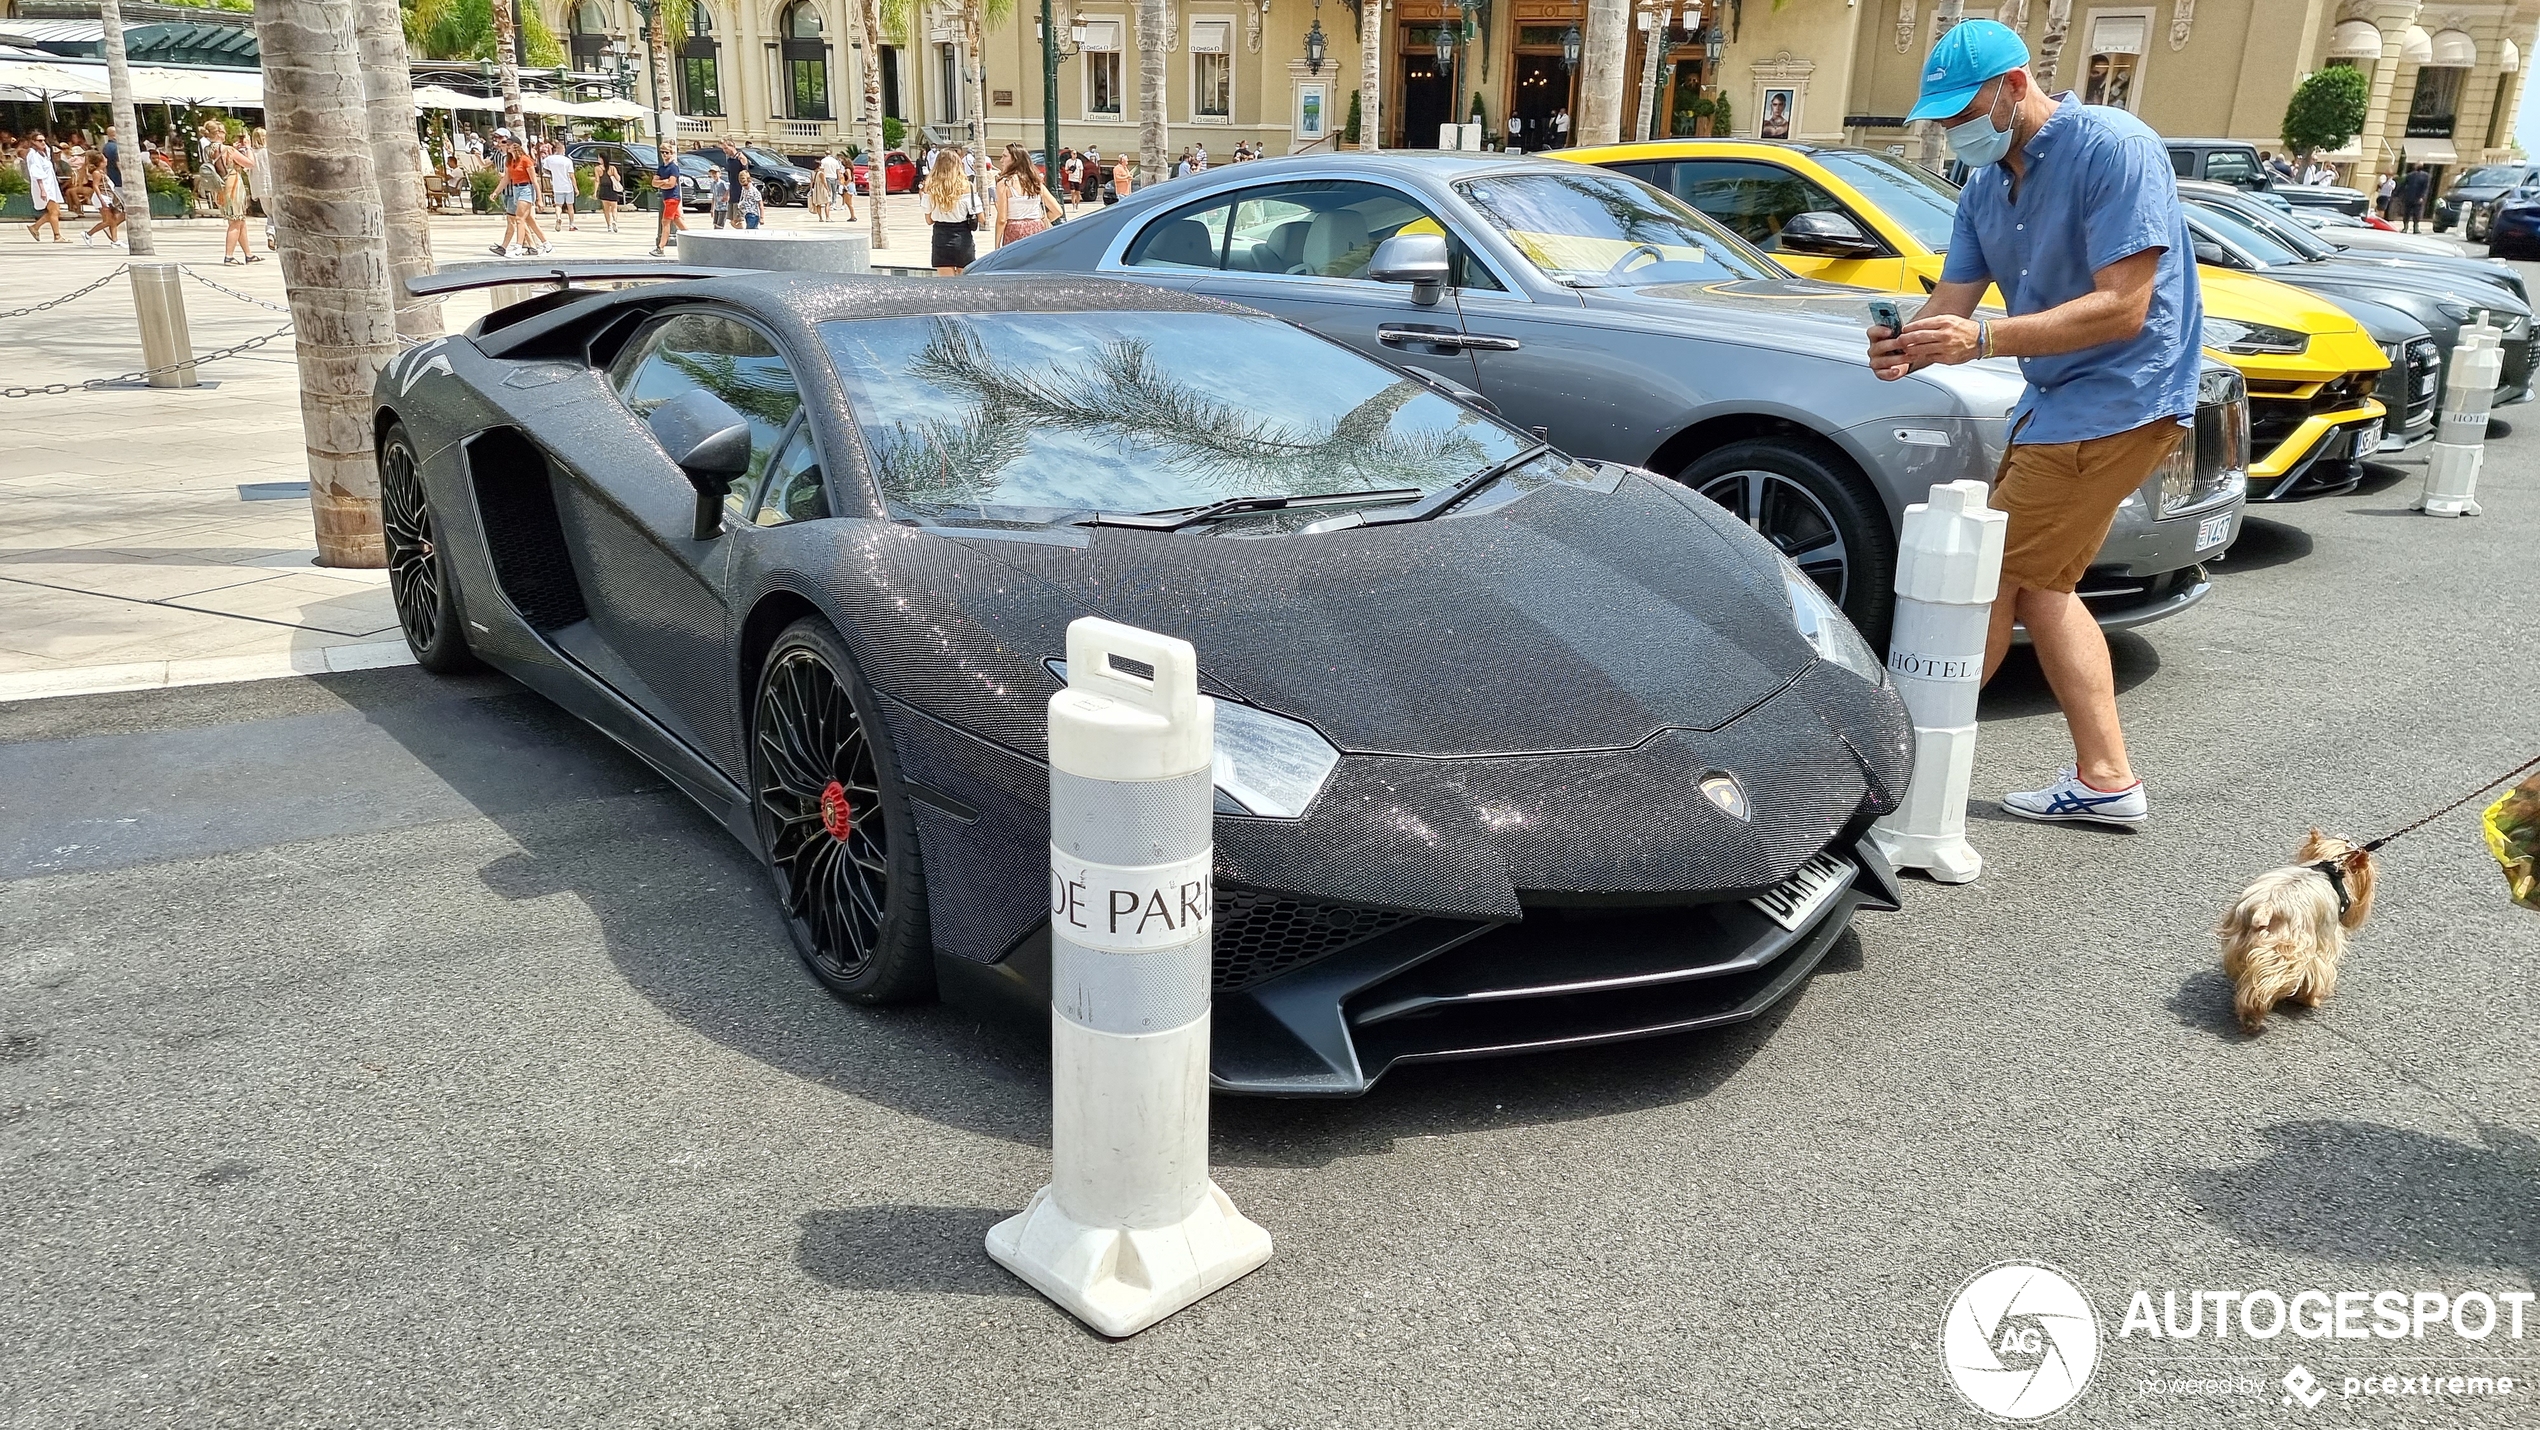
[1145,150,1578,184]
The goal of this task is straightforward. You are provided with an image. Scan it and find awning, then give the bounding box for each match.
[2403,25,2433,64]
[2318,138,2366,164]
[2403,137,2461,165]
[0,58,107,100]
[409,86,650,121]
[2505,38,2522,73]
[2429,28,2477,67]
[2328,18,2384,60]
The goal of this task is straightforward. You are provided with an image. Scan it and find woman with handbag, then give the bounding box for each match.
[215,138,257,264]
[993,143,1061,249]
[923,149,981,275]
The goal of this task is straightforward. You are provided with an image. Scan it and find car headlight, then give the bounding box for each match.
[1776,558,1887,685]
[2200,317,2308,356]
[2435,300,2521,328]
[1046,659,1339,818]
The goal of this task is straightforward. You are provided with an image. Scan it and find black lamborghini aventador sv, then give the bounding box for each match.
[374,265,1915,1095]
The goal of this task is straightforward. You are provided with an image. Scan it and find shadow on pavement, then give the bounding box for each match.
[795,1205,1035,1297]
[338,667,1815,1170]
[1978,630,2162,720]
[2176,1120,2540,1281]
[2208,515,2313,573]
[2165,968,2244,1039]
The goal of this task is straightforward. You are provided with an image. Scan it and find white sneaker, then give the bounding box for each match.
[2002,768,2149,827]
[535,242,552,255]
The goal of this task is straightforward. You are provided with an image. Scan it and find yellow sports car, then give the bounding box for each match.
[1564,139,2389,491]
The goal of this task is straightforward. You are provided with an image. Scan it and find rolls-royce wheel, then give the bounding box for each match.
[380,421,480,674]
[750,617,934,1004]
[1680,437,1898,643]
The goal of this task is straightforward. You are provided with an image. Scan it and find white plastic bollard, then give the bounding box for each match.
[985,617,1272,1338]
[1869,480,2008,885]
[2416,322,2501,517]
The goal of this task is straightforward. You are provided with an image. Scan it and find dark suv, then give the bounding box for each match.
[2167,137,2370,216]
[2436,163,2540,239]
[564,140,717,211]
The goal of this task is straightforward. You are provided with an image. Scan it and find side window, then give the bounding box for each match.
[753,422,831,526]
[2168,147,2196,178]
[608,309,804,504]
[1123,196,1235,269]
[1211,179,1503,291]
[1664,160,1855,252]
[2204,151,2255,186]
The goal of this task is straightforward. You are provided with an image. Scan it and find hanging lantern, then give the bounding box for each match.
[1562,24,1583,67]
[1304,17,1327,73]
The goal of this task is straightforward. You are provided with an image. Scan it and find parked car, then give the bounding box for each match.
[2180,194,2534,418]
[2435,162,2539,238]
[1559,139,2374,510]
[2484,183,2540,259]
[735,145,815,205]
[563,140,717,210]
[2164,136,2373,216]
[971,152,2250,640]
[852,150,918,194]
[377,262,1922,1095]
[2182,180,2525,305]
[2289,204,2484,260]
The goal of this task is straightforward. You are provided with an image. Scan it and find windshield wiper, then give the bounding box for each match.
[1359,443,1551,527]
[1079,488,1422,532]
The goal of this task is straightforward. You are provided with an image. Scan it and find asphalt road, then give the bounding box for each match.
[6,411,2540,1428]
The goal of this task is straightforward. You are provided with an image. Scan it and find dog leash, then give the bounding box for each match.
[2357,751,2540,854]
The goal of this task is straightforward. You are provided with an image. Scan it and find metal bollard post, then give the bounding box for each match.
[2416,321,2501,517]
[127,262,197,390]
[1869,480,2008,885]
[986,616,1272,1338]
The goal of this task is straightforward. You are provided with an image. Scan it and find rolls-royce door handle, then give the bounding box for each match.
[1458,333,1522,351]
[1377,323,1469,350]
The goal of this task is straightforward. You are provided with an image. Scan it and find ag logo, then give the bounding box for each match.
[1940,1261,2101,1420]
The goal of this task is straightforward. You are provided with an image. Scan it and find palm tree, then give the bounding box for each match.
[1918,0,1964,169]
[256,0,402,569]
[1632,0,1664,141]
[647,0,687,147]
[2034,0,2071,89]
[1136,0,1168,186]
[1577,0,1627,146]
[490,0,524,137]
[851,0,891,250]
[360,0,440,339]
[1357,1,1381,151]
[402,0,565,135]
[97,0,154,256]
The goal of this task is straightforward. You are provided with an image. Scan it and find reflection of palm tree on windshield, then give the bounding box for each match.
[869,319,1491,514]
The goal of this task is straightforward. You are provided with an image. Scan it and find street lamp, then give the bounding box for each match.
[1304,14,1327,74]
[1562,24,1583,68]
[1037,0,1087,177]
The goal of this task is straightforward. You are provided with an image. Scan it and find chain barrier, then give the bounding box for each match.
[179,264,295,314]
[0,265,133,321]
[0,320,294,399]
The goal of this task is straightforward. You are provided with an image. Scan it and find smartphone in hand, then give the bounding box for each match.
[1866,298,1903,335]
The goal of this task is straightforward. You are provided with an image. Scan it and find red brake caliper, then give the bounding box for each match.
[819,780,854,841]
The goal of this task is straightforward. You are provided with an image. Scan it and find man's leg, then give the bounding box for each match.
[2018,585,2133,790]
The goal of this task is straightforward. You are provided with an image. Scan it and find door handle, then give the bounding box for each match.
[1459,333,1522,352]
[1378,323,1468,349]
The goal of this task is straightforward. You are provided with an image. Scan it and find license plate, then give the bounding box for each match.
[2195,510,2234,552]
[2350,419,2381,456]
[1749,852,1852,932]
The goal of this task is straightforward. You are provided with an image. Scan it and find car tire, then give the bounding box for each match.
[1677,437,1898,641]
[379,421,481,675]
[750,616,936,1006]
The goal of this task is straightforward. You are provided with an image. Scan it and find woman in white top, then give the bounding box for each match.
[993,143,1061,249]
[22,135,65,242]
[247,127,275,248]
[922,149,981,274]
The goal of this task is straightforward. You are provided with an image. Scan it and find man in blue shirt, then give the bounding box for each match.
[1868,19,2202,830]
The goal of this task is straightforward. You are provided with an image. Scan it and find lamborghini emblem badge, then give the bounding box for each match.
[1700,773,1751,822]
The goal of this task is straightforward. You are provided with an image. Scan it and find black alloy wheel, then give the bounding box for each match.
[1681,437,1897,641]
[379,422,479,674]
[750,618,934,1004]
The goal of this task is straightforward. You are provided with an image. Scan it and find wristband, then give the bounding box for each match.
[1977,319,1993,360]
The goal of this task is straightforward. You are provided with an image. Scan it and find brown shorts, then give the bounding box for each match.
[1991,415,2187,593]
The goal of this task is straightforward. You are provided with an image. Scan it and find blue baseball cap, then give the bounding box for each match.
[1907,20,2032,122]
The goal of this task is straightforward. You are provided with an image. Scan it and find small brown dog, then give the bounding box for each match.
[2217,830,2376,1034]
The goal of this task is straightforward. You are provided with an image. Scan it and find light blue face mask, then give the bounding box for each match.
[1944,82,2015,167]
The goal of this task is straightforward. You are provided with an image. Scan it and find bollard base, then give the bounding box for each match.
[986,1179,1272,1338]
[1868,824,1984,884]
[2413,493,2485,517]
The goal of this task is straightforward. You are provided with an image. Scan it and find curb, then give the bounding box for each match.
[0,639,416,704]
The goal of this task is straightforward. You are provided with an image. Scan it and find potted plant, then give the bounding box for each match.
[1710,93,1732,138]
[1341,90,1362,149]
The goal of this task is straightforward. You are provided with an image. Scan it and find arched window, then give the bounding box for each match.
[783,1,830,120]
[567,0,608,74]
[681,5,723,116]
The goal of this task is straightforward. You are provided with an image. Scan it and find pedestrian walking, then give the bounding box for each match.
[833,152,857,220]
[738,171,764,229]
[650,140,688,255]
[246,127,275,249]
[994,141,1061,248]
[810,151,836,221]
[2377,170,2396,219]
[78,151,123,247]
[1506,111,1523,152]
[597,160,625,232]
[1109,151,1133,204]
[1079,144,1102,204]
[1060,148,1083,207]
[709,167,731,228]
[922,148,981,275]
[2398,164,2431,233]
[543,143,579,230]
[491,132,550,257]
[717,139,747,227]
[20,133,65,242]
[213,135,258,263]
[1871,19,2202,828]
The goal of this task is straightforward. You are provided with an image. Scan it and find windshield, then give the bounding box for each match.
[1453,170,1781,286]
[744,147,794,169]
[822,313,1534,525]
[1813,149,1962,252]
[2189,203,2307,267]
[2461,165,2527,188]
[2211,198,2334,259]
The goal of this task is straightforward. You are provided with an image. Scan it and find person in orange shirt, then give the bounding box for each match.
[490,130,549,257]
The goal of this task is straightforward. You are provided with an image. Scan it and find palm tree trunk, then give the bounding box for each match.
[357,0,440,339]
[1576,0,1627,146]
[2034,0,2071,89]
[1633,5,1664,142]
[963,3,988,211]
[1135,0,1167,186]
[651,6,678,147]
[98,0,154,255]
[854,0,891,249]
[256,0,400,570]
[493,0,524,139]
[1918,0,1964,169]
[1358,0,1381,151]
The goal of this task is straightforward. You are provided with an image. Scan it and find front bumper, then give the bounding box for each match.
[2247,401,2384,499]
[1209,836,1902,1095]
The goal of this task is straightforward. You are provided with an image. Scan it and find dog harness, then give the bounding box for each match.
[2307,858,2354,918]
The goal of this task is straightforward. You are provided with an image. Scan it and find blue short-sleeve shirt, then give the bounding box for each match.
[1938,97,2203,444]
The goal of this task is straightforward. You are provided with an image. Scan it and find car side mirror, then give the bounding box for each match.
[2192,240,2232,267]
[1370,232,1452,306]
[647,388,754,539]
[1774,210,1880,258]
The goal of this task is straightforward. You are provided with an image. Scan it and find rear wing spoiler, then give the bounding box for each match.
[404,261,746,299]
